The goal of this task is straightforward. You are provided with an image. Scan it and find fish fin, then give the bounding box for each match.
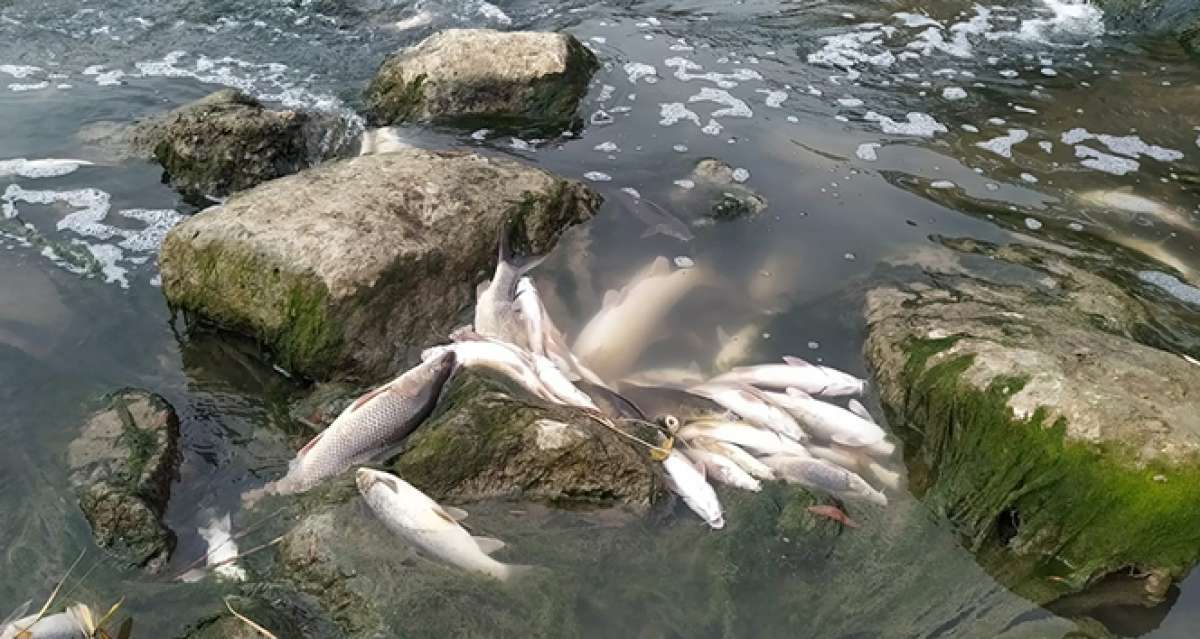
[350,384,389,412]
[376,473,404,494]
[716,325,731,345]
[498,218,548,278]
[847,399,875,423]
[475,279,490,301]
[782,355,816,367]
[297,430,325,456]
[473,536,507,555]
[865,461,902,491]
[647,256,672,276]
[785,387,813,399]
[640,225,661,239]
[443,506,469,522]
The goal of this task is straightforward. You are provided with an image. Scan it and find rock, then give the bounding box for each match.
[393,369,667,509]
[174,584,343,639]
[864,238,1200,607]
[1093,1,1200,56]
[687,159,767,220]
[67,389,181,572]
[159,148,600,381]
[364,29,598,132]
[139,89,314,202]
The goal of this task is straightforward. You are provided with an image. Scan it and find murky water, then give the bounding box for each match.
[3,0,1199,636]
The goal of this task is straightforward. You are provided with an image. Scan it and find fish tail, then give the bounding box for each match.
[497,563,541,583]
[497,218,548,289]
[240,483,275,509]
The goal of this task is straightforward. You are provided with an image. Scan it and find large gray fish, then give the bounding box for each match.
[621,193,694,242]
[475,224,545,350]
[1,604,90,639]
[357,468,533,581]
[615,382,725,423]
[245,352,455,503]
[515,277,607,387]
[760,454,888,506]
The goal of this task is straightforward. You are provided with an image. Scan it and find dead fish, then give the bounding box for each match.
[678,418,809,457]
[615,382,725,423]
[711,356,866,397]
[807,504,859,528]
[688,436,775,480]
[515,277,607,387]
[574,257,706,381]
[475,223,546,350]
[621,194,694,242]
[246,352,455,502]
[713,323,761,373]
[576,381,646,420]
[1077,188,1194,229]
[661,450,725,529]
[179,511,245,583]
[1,604,90,639]
[760,455,888,506]
[761,389,891,454]
[357,468,533,581]
[681,443,762,491]
[621,362,706,387]
[425,339,557,404]
[805,444,902,491]
[690,382,807,441]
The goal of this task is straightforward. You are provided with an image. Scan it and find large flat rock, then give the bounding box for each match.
[160,149,599,381]
[864,238,1200,607]
[364,29,597,131]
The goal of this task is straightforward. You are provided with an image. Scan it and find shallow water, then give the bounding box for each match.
[2,0,1199,636]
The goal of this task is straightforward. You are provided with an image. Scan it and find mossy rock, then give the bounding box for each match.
[159,149,600,381]
[143,89,313,203]
[394,368,667,510]
[364,29,599,133]
[864,239,1200,607]
[67,389,181,572]
[174,584,343,639]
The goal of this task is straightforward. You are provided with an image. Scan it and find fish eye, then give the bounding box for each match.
[659,414,680,431]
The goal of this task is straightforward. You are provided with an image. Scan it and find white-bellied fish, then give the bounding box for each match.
[687,436,775,480]
[677,418,809,457]
[713,323,761,372]
[760,455,888,506]
[475,224,545,350]
[1,604,90,639]
[661,450,725,529]
[246,352,455,502]
[681,444,761,492]
[515,277,607,387]
[180,511,246,582]
[424,340,556,404]
[807,444,903,491]
[621,362,706,387]
[711,356,866,397]
[690,382,806,441]
[356,468,532,581]
[574,257,706,381]
[761,389,891,454]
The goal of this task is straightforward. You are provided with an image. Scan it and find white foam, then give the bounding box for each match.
[623,62,659,84]
[864,111,947,137]
[593,141,620,153]
[1061,128,1183,162]
[975,129,1029,158]
[392,11,433,31]
[1017,0,1105,42]
[0,158,93,178]
[962,124,980,133]
[583,171,612,182]
[838,98,864,108]
[701,119,723,136]
[1074,145,1139,175]
[1039,141,1054,153]
[757,89,787,108]
[674,179,695,190]
[894,13,942,29]
[930,180,956,189]
[808,30,895,69]
[597,84,615,102]
[8,81,48,91]
[1139,271,1200,306]
[620,187,641,199]
[664,57,761,88]
[1020,173,1038,183]
[659,102,701,127]
[1024,217,1043,230]
[732,168,750,183]
[942,86,967,100]
[856,143,881,161]
[688,87,753,118]
[1013,105,1037,114]
[475,1,512,26]
[0,64,42,78]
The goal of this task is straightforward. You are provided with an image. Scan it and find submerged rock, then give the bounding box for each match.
[394,369,667,509]
[864,238,1200,607]
[159,148,600,381]
[67,389,181,572]
[686,158,767,221]
[364,29,598,132]
[175,584,343,639]
[137,89,314,202]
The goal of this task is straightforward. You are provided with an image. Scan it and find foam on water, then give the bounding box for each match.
[1017,0,1105,42]
[757,89,787,108]
[0,158,92,178]
[583,171,612,182]
[864,111,947,137]
[975,129,1029,158]
[1074,145,1139,175]
[663,57,762,88]
[7,81,48,91]
[688,87,753,118]
[624,62,659,84]
[856,143,881,161]
[659,102,701,127]
[0,64,41,78]
[942,86,967,100]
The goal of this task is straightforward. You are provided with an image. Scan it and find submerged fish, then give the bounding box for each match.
[475,224,545,350]
[713,323,761,372]
[711,356,866,397]
[760,455,888,506]
[761,389,890,453]
[247,352,455,502]
[357,468,532,581]
[574,257,706,381]
[681,444,761,492]
[621,362,706,387]
[678,418,809,457]
[622,195,694,242]
[661,450,725,529]
[1,604,89,639]
[1077,188,1194,229]
[690,382,807,441]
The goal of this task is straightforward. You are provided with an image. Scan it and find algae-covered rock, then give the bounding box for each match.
[364,29,598,132]
[1093,0,1200,56]
[159,148,600,381]
[139,89,313,202]
[175,584,343,639]
[685,158,767,221]
[395,369,667,510]
[864,238,1200,607]
[67,389,181,572]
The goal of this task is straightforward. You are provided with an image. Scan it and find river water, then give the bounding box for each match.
[2,0,1199,636]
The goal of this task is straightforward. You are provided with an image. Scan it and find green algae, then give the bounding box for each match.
[894,337,1200,604]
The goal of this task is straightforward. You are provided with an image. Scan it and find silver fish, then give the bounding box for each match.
[515,277,607,387]
[806,444,902,491]
[661,450,725,529]
[356,468,532,581]
[677,418,809,457]
[437,333,592,408]
[712,323,761,373]
[1,604,89,639]
[249,352,455,501]
[760,389,889,452]
[681,444,761,492]
[623,194,694,242]
[574,257,706,380]
[688,435,775,480]
[760,454,888,506]
[711,356,866,397]
[475,224,545,350]
[690,382,807,441]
